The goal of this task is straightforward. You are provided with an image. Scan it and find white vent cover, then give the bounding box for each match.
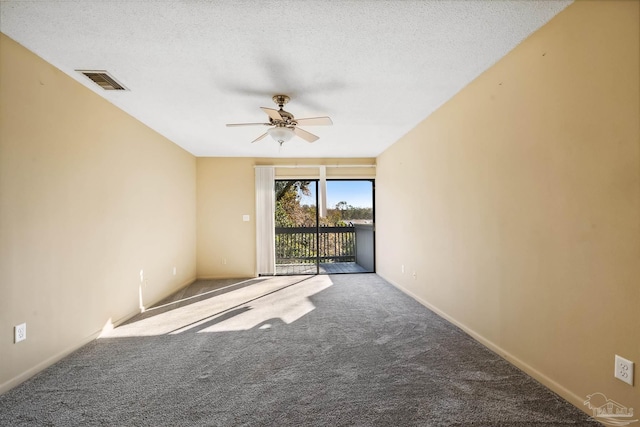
[76,70,128,91]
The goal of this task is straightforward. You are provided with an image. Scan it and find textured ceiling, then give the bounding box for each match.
[0,1,571,158]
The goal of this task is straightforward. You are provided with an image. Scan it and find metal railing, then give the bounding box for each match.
[275,226,355,265]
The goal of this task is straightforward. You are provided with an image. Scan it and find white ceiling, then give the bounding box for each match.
[0,0,571,158]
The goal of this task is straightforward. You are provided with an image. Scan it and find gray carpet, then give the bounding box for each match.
[0,274,596,426]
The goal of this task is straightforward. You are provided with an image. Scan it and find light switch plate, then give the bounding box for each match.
[242,215,250,222]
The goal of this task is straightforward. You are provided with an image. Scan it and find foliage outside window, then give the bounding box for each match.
[274,181,372,227]
[274,180,373,265]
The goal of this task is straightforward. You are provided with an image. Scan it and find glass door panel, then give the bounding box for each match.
[274,180,319,275]
[322,180,375,273]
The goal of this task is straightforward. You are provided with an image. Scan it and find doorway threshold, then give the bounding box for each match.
[276,262,368,275]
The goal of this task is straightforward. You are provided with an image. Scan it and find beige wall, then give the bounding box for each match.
[197,158,257,278]
[196,158,375,278]
[376,0,639,411]
[0,34,197,392]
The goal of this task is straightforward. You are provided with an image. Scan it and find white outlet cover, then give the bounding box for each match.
[242,215,250,222]
[14,323,26,343]
[615,354,634,386]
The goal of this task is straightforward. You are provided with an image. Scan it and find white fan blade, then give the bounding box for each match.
[226,123,270,127]
[251,132,268,143]
[293,127,319,143]
[295,116,333,126]
[261,107,284,122]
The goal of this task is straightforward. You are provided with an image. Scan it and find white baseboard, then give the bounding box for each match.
[0,276,197,395]
[0,330,101,395]
[195,275,258,280]
[377,272,588,415]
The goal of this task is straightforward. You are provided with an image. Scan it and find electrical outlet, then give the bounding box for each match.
[615,355,634,386]
[412,271,417,280]
[14,323,26,343]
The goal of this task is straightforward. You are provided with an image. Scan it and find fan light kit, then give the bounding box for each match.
[226,95,332,145]
[267,127,294,144]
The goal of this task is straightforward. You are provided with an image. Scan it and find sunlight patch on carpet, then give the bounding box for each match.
[102,275,333,337]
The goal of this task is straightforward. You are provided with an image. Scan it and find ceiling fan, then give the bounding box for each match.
[226,95,333,145]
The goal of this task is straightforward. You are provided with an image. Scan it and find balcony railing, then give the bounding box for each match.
[275,226,355,265]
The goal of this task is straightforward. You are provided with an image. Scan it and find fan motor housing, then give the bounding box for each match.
[278,110,294,121]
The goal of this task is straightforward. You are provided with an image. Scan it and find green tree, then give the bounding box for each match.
[274,180,314,227]
[275,181,310,202]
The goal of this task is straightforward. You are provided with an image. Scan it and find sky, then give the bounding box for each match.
[299,180,373,209]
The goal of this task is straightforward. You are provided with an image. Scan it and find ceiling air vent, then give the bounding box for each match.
[76,70,128,91]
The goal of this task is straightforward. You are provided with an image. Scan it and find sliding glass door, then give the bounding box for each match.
[274,179,375,275]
